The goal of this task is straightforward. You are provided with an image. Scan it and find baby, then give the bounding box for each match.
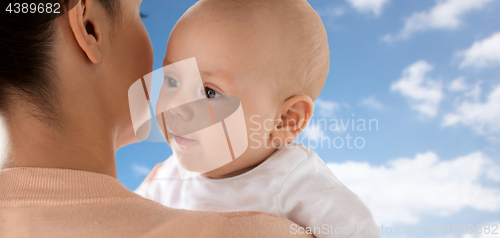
[136,0,378,237]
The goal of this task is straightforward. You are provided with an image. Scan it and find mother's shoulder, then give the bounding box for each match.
[141,209,313,238]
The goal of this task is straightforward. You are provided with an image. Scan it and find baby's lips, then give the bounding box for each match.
[167,128,198,142]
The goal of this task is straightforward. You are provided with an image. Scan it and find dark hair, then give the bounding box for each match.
[0,0,120,118]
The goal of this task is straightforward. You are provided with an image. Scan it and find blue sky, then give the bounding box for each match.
[117,0,500,236]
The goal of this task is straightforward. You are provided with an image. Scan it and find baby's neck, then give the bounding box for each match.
[202,165,258,179]
[201,148,278,179]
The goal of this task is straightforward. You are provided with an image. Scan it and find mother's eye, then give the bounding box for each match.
[204,87,222,99]
[166,77,179,88]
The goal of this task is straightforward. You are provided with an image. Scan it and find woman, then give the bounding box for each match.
[0,0,309,237]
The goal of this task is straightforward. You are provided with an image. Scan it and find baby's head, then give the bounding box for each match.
[162,0,329,178]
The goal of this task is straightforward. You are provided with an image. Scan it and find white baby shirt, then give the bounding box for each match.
[136,143,379,238]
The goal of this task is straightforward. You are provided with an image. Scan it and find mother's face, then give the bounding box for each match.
[73,0,153,148]
[107,0,153,86]
[108,0,153,147]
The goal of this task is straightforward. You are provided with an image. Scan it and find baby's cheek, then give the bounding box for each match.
[237,93,276,148]
[244,113,272,148]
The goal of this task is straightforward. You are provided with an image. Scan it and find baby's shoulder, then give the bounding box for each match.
[272,143,342,186]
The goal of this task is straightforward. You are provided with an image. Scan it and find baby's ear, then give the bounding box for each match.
[270,95,313,147]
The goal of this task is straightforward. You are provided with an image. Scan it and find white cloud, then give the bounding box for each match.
[131,164,151,177]
[448,77,468,92]
[443,84,500,134]
[327,151,500,226]
[466,82,483,101]
[458,31,500,69]
[391,61,443,117]
[383,0,495,42]
[315,98,340,118]
[359,96,384,109]
[346,0,390,16]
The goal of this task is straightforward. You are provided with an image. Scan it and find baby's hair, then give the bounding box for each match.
[182,0,330,102]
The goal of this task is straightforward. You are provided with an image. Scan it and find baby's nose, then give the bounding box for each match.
[167,104,194,122]
[163,99,215,137]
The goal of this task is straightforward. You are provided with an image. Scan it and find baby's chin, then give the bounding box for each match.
[173,149,205,173]
[172,143,234,174]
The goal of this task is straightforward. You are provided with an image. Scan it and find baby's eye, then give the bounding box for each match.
[166,77,179,88]
[204,87,222,99]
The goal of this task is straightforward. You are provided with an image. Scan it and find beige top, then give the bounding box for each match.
[0,167,308,238]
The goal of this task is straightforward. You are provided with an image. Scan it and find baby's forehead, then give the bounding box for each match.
[171,0,329,100]
[182,0,305,37]
[169,22,280,73]
[177,13,297,65]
